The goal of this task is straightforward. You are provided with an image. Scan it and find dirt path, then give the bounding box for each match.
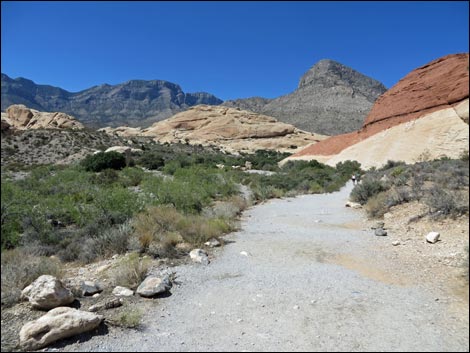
[54,182,469,352]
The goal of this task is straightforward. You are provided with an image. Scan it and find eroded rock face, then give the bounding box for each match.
[109,105,326,154]
[21,275,75,310]
[3,104,84,130]
[19,307,103,351]
[282,54,469,168]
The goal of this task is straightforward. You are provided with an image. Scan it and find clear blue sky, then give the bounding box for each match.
[1,1,469,101]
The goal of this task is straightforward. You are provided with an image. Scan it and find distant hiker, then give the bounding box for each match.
[351,174,357,185]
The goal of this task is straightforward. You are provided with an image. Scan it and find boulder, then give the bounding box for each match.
[19,307,103,351]
[6,104,84,130]
[136,275,172,298]
[21,275,74,310]
[426,231,440,244]
[189,248,210,265]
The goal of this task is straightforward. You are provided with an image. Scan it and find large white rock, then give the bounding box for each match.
[426,231,440,244]
[136,275,172,297]
[189,248,210,265]
[19,307,103,351]
[21,275,74,310]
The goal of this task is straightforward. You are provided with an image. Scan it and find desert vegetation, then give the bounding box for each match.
[350,155,469,219]
[1,138,362,307]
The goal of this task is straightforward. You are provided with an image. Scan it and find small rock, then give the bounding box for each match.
[374,228,387,236]
[204,238,221,248]
[92,293,100,298]
[293,305,300,310]
[189,249,210,265]
[345,201,362,209]
[240,251,250,257]
[80,281,103,296]
[88,298,123,312]
[426,232,440,244]
[112,286,134,297]
[392,241,400,246]
[371,221,385,229]
[136,275,172,297]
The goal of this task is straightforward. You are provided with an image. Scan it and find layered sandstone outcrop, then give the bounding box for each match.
[102,105,327,154]
[2,104,84,130]
[281,53,469,169]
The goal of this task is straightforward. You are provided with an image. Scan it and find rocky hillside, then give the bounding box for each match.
[1,105,84,131]
[1,74,223,128]
[223,59,387,135]
[101,105,327,154]
[281,53,470,169]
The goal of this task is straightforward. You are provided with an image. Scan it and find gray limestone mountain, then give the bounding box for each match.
[223,59,387,135]
[1,73,223,128]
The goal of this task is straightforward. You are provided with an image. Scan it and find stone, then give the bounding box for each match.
[345,201,362,209]
[375,228,388,236]
[204,238,221,248]
[240,251,250,257]
[136,275,172,298]
[189,249,210,265]
[19,307,103,351]
[392,241,401,246]
[88,298,123,312]
[426,232,440,244]
[112,286,134,297]
[80,281,103,296]
[21,275,74,310]
[372,221,385,229]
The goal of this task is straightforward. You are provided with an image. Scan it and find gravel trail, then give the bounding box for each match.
[55,182,469,352]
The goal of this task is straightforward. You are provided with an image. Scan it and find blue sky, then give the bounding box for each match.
[1,1,469,101]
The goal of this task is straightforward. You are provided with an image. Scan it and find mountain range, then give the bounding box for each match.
[1,74,222,128]
[1,60,387,134]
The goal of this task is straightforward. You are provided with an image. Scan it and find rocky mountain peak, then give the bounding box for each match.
[298,59,387,102]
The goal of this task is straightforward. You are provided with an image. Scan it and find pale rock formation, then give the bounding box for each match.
[19,307,103,351]
[3,104,84,130]
[136,275,172,297]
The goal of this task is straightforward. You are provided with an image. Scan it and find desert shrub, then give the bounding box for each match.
[119,167,145,187]
[177,215,233,245]
[81,152,126,172]
[379,160,406,171]
[109,307,143,329]
[425,187,468,219]
[89,168,120,185]
[365,192,389,219]
[1,249,62,307]
[109,252,151,289]
[137,151,165,170]
[350,178,386,205]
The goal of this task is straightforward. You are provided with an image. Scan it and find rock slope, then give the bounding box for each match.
[102,105,327,154]
[281,53,469,168]
[1,74,222,128]
[223,59,387,135]
[1,104,84,131]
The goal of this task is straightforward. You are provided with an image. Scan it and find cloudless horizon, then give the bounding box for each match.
[1,1,469,101]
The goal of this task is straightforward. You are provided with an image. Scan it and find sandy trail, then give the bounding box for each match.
[55,182,469,352]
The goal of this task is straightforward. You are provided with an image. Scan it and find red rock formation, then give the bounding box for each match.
[292,53,469,158]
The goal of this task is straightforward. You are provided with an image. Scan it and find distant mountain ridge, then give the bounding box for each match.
[223,59,387,135]
[1,73,223,128]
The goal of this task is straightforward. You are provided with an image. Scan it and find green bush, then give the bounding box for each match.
[81,152,126,172]
[350,178,386,205]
